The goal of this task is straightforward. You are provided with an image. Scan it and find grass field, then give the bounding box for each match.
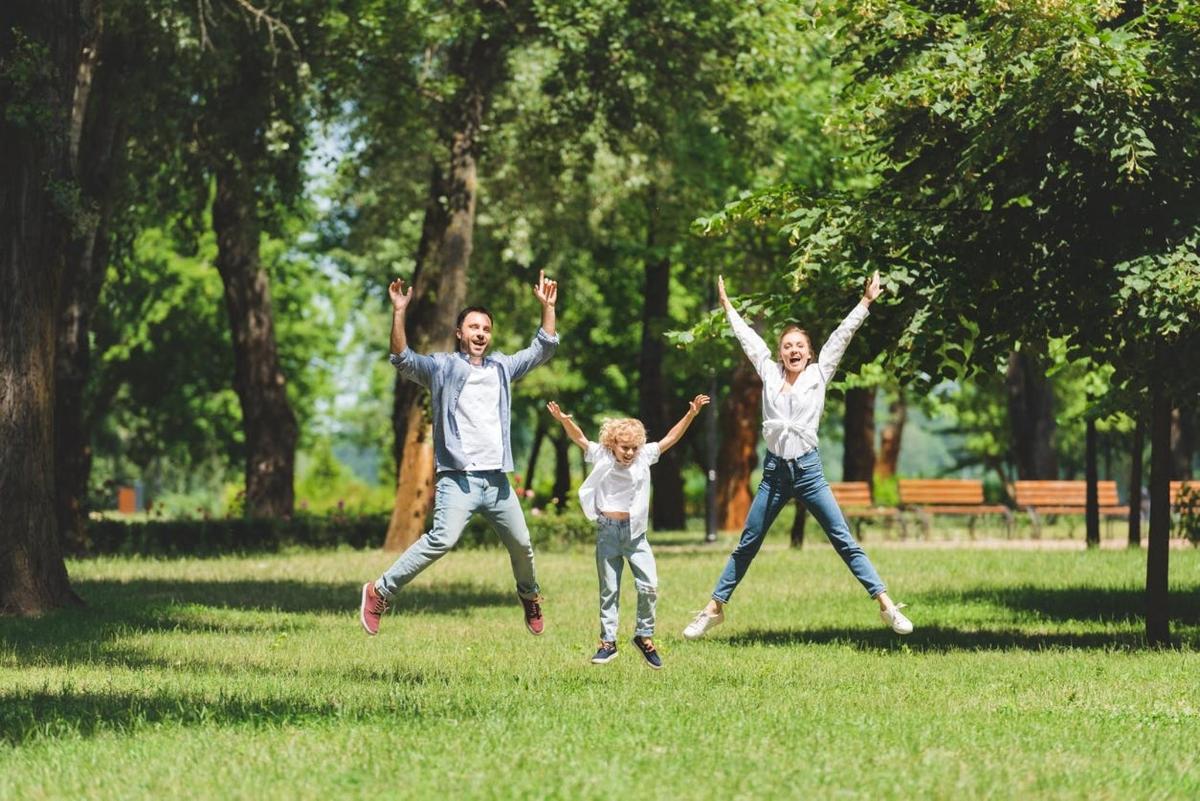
[2,535,1199,800]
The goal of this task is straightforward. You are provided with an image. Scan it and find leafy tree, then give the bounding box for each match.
[1,0,88,613]
[717,1,1200,642]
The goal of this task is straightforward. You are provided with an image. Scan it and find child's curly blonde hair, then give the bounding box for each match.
[598,417,647,451]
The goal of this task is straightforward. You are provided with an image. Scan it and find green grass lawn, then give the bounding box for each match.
[2,538,1199,800]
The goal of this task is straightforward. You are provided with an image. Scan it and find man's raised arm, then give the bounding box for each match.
[387,278,436,387]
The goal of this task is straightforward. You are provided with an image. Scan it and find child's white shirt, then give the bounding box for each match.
[578,441,662,537]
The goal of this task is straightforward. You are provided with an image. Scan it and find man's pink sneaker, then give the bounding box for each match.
[521,595,545,636]
[360,581,388,636]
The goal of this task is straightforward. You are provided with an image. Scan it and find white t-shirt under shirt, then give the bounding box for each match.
[455,362,504,470]
[725,301,869,459]
[578,441,662,537]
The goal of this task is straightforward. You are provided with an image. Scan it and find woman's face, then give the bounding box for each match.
[778,330,812,375]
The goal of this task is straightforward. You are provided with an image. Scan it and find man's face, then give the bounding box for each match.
[457,311,493,359]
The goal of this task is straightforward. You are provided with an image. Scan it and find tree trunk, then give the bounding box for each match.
[1170,405,1195,479]
[790,500,807,548]
[211,162,298,518]
[875,391,906,480]
[552,432,571,512]
[385,34,501,550]
[1085,417,1099,548]
[523,413,548,500]
[1146,381,1171,646]
[55,11,129,552]
[1006,346,1059,479]
[1,0,85,615]
[843,387,876,482]
[1128,416,1143,548]
[639,248,685,531]
[717,362,762,530]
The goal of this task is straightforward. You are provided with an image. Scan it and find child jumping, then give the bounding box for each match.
[547,395,710,668]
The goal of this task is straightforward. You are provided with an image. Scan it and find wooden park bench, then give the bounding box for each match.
[828,482,904,538]
[897,478,1013,537]
[1011,480,1128,537]
[1170,481,1199,536]
[1170,480,1198,510]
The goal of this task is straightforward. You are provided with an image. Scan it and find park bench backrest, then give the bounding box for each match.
[898,478,984,506]
[829,482,874,508]
[1012,480,1121,508]
[1170,480,1198,506]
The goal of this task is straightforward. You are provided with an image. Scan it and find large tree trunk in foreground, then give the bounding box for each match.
[212,161,298,518]
[55,11,129,551]
[843,387,876,482]
[1,0,85,615]
[640,249,685,531]
[876,392,906,480]
[1146,381,1172,646]
[717,362,761,531]
[386,33,501,550]
[1006,346,1059,479]
[1128,416,1143,547]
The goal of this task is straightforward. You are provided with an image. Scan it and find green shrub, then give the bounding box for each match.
[460,510,595,550]
[75,510,597,558]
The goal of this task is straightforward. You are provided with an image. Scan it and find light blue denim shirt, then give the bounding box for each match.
[390,328,559,473]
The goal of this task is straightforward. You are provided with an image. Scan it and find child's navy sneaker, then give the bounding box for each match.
[632,635,662,669]
[591,641,618,664]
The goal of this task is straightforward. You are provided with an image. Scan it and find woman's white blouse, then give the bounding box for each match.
[725,301,869,459]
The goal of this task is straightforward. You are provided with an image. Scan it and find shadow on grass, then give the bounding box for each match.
[0,578,515,672]
[0,685,424,748]
[724,625,1164,652]
[922,585,1200,625]
[72,577,515,616]
[724,587,1200,651]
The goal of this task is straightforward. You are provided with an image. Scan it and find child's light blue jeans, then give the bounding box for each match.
[596,515,657,641]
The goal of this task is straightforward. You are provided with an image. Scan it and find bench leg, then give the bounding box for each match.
[1028,508,1041,539]
[918,510,932,539]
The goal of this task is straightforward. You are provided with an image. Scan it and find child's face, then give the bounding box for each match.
[613,436,641,466]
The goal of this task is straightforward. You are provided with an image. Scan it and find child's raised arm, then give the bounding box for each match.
[657,394,711,454]
[546,401,589,451]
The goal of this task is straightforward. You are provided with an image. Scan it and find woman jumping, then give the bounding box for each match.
[683,271,913,640]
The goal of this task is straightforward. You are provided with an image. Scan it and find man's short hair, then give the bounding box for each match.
[455,306,493,330]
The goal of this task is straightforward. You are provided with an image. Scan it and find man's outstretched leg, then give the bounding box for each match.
[361,473,475,635]
[478,472,544,635]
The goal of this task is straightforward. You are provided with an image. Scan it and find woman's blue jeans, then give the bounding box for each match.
[712,449,886,603]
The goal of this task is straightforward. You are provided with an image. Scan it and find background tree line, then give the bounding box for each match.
[2,1,1197,642]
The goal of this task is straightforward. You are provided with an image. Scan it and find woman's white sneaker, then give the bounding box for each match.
[880,603,913,635]
[682,609,725,640]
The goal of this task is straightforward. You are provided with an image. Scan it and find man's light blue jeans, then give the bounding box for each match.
[376,471,540,600]
[712,449,886,603]
[596,516,657,641]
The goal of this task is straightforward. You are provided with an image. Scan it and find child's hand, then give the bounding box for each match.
[546,401,571,421]
[688,394,711,416]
